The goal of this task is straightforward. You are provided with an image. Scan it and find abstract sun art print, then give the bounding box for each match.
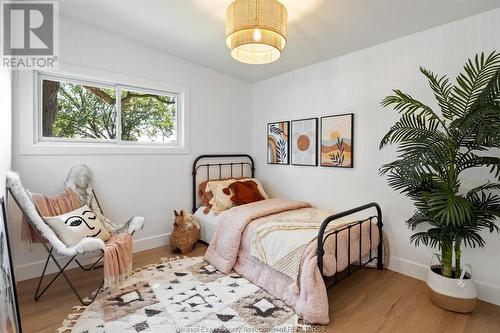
[291,118,318,166]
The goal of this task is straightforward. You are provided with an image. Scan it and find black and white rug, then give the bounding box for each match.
[59,256,309,332]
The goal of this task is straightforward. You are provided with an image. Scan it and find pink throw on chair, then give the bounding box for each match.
[103,233,133,288]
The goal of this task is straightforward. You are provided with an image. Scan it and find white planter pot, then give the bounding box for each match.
[425,253,477,313]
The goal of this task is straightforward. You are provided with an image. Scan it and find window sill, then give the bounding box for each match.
[19,142,190,155]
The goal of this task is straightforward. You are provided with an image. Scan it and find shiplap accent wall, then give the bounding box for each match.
[251,8,500,305]
[11,17,252,280]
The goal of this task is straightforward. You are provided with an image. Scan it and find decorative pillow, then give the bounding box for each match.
[43,205,111,246]
[225,180,265,206]
[207,179,240,213]
[200,177,250,212]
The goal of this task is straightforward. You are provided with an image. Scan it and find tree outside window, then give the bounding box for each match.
[41,78,177,143]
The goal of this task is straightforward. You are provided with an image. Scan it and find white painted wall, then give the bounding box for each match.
[0,69,12,198]
[251,8,500,305]
[11,18,252,280]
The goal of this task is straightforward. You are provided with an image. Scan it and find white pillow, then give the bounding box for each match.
[43,205,111,246]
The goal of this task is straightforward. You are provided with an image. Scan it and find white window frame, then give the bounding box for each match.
[27,70,189,155]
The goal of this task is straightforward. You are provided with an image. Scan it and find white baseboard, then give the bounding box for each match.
[15,232,171,281]
[388,255,500,307]
[133,232,171,252]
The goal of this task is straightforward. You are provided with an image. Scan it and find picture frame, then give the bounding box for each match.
[320,113,354,168]
[290,118,318,166]
[267,121,290,165]
[0,196,22,333]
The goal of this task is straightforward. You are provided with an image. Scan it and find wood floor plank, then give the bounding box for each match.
[16,244,500,333]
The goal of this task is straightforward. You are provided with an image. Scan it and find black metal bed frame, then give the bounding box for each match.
[8,188,112,306]
[192,154,384,286]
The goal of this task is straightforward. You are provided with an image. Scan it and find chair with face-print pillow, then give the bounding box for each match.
[6,165,145,305]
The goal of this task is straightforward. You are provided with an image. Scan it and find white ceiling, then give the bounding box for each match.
[60,0,500,82]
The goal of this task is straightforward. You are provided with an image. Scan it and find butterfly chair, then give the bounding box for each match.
[6,165,144,305]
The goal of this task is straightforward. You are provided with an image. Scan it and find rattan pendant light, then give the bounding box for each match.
[226,0,287,64]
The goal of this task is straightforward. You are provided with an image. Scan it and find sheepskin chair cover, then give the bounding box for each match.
[6,171,104,256]
[64,165,144,235]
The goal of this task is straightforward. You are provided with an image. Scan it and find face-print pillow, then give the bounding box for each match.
[43,205,111,246]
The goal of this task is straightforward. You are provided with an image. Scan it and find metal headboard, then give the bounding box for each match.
[192,154,255,213]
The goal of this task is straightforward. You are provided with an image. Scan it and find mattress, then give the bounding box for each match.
[194,206,218,243]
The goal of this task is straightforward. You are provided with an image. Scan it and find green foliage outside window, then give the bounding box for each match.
[42,79,176,143]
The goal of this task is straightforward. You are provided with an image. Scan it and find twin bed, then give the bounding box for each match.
[191,154,384,324]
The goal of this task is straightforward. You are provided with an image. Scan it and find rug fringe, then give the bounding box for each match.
[73,305,87,311]
[56,319,77,333]
[56,307,87,332]
[161,255,188,263]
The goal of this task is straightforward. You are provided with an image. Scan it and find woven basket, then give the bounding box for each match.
[170,225,199,255]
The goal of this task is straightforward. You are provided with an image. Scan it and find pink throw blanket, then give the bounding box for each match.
[204,198,380,324]
[103,233,133,288]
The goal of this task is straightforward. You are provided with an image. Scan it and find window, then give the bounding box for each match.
[38,73,181,147]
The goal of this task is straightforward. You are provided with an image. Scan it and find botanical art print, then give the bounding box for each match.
[0,198,21,333]
[267,121,290,164]
[291,118,318,166]
[320,114,354,168]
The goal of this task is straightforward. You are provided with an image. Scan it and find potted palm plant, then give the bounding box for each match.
[379,51,500,312]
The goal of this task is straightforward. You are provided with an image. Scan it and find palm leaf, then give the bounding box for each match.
[473,66,500,108]
[381,90,444,127]
[406,211,438,230]
[450,51,500,116]
[451,104,500,149]
[379,112,440,148]
[456,153,500,179]
[427,190,472,226]
[467,183,500,198]
[420,67,455,121]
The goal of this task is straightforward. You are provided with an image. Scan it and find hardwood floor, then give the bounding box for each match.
[16,244,500,333]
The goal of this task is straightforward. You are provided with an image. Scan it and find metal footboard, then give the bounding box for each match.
[316,202,383,288]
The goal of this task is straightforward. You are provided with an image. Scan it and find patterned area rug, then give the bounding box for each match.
[59,256,310,332]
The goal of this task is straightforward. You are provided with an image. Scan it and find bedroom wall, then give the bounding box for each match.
[0,69,12,198]
[11,17,252,280]
[251,8,500,305]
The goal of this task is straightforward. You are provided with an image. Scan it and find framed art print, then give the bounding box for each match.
[0,197,22,333]
[291,118,318,166]
[267,121,290,165]
[320,113,354,168]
